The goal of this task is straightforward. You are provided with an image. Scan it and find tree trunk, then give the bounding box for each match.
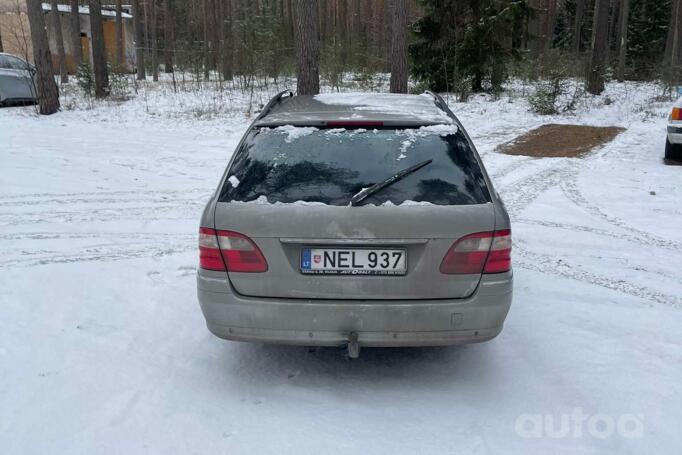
[607,0,619,64]
[616,0,630,81]
[51,0,68,83]
[586,0,611,95]
[390,0,408,93]
[132,0,146,80]
[293,0,320,95]
[164,0,174,73]
[26,0,60,114]
[115,0,124,70]
[573,0,585,53]
[203,0,210,80]
[217,0,226,78]
[69,0,82,69]
[213,0,222,80]
[143,0,150,61]
[674,0,682,67]
[151,0,158,81]
[286,0,294,45]
[0,20,4,52]
[545,0,557,50]
[665,0,682,67]
[89,0,110,97]
[222,0,233,80]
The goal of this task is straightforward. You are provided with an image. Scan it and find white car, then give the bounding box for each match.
[666,99,682,160]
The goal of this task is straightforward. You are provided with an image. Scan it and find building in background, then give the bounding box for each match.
[0,2,134,74]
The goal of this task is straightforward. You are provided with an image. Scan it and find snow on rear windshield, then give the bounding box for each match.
[219,126,489,206]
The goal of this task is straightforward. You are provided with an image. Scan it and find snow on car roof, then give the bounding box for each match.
[256,93,454,127]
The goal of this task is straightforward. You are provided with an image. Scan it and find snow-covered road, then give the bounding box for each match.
[1,84,681,454]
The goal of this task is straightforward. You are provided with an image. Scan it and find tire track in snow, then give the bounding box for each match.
[0,243,196,269]
[559,175,682,251]
[0,189,205,267]
[0,194,207,208]
[0,232,195,241]
[0,187,210,203]
[496,151,680,306]
[514,242,681,307]
[497,159,577,218]
[0,203,204,226]
[515,218,681,252]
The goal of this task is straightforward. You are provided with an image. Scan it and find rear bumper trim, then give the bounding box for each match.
[206,323,503,347]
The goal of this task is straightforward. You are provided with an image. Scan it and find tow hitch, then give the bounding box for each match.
[347,332,360,359]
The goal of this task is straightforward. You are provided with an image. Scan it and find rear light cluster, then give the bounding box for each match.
[440,230,511,275]
[199,228,268,273]
[672,107,682,121]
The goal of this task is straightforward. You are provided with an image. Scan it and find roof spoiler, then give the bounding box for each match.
[256,90,294,121]
[424,91,458,122]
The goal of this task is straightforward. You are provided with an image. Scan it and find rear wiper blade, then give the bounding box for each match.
[350,159,433,207]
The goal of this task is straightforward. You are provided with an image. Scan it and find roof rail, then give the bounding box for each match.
[424,90,457,121]
[256,89,294,121]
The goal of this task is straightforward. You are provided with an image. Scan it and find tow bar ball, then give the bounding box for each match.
[347,332,360,359]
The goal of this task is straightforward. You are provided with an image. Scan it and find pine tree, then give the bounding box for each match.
[294,0,320,95]
[69,0,82,70]
[629,0,672,78]
[26,0,60,114]
[89,0,110,97]
[410,0,528,92]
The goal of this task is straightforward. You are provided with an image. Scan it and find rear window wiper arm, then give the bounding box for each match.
[350,159,433,207]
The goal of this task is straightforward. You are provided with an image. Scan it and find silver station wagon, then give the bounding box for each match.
[197,91,512,357]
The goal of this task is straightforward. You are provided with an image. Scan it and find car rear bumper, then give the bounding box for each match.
[197,269,513,347]
[668,125,682,144]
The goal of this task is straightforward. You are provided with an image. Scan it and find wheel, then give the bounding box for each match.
[665,138,682,161]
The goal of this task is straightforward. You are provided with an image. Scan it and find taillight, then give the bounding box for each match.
[199,227,225,271]
[483,229,512,273]
[198,228,268,273]
[440,230,511,275]
[672,107,682,121]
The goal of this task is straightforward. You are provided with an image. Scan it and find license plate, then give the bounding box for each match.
[300,248,407,275]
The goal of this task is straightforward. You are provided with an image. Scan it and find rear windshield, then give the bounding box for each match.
[219,126,491,206]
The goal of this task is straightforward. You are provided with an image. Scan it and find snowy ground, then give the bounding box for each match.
[1,80,681,454]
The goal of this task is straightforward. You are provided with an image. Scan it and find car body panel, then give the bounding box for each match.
[214,202,497,300]
[0,53,36,104]
[198,268,512,346]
